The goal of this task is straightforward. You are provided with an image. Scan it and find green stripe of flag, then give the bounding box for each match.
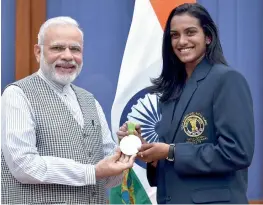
[110,168,151,204]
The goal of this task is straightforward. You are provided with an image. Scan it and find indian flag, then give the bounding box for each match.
[110,0,195,204]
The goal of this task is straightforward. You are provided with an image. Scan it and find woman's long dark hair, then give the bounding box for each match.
[149,3,227,102]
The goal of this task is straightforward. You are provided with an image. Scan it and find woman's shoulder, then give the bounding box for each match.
[211,63,232,74]
[210,64,248,88]
[211,64,244,78]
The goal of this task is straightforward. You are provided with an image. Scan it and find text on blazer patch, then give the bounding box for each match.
[181,112,208,144]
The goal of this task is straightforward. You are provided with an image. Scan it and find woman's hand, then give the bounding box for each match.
[117,122,147,144]
[137,143,169,163]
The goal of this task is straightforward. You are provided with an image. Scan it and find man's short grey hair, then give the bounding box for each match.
[37,16,84,45]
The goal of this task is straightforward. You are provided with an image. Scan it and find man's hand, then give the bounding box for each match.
[95,148,136,179]
[117,122,147,144]
[137,143,169,163]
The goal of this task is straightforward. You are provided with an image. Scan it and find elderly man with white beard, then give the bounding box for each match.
[1,16,135,205]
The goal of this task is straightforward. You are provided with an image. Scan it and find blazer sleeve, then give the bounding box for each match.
[146,162,157,187]
[173,70,255,175]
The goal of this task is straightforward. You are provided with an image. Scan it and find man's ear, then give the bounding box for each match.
[34,44,41,63]
[205,36,211,45]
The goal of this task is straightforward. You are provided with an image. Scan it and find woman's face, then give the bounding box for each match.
[170,13,210,66]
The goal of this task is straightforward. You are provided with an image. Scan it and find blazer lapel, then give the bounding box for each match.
[166,58,212,143]
[156,100,177,143]
[166,78,197,143]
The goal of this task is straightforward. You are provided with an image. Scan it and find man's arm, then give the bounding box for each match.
[2,86,133,186]
[2,85,97,185]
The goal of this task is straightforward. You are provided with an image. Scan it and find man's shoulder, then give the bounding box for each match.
[3,73,38,93]
[16,73,38,83]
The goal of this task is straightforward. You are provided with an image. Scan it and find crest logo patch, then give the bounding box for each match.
[181,112,208,144]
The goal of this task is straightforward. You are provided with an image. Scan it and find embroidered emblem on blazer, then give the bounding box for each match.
[181,112,208,144]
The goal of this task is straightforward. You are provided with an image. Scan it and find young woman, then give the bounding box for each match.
[118,3,254,204]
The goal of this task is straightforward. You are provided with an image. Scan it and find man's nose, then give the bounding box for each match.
[61,48,73,61]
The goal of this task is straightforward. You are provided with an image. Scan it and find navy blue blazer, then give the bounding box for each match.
[148,59,254,204]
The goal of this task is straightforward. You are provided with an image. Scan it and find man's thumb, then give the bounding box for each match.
[111,147,121,161]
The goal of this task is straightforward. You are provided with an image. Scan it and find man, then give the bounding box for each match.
[1,16,135,204]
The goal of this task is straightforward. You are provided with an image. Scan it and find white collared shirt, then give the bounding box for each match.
[1,69,121,188]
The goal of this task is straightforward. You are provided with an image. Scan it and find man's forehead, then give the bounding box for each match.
[49,41,82,46]
[44,25,83,44]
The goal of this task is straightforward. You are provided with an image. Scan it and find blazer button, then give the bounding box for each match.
[88,152,92,157]
[166,196,171,202]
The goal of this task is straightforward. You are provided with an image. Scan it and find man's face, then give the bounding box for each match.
[35,25,83,85]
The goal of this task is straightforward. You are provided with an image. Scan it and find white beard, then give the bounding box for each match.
[39,52,83,86]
